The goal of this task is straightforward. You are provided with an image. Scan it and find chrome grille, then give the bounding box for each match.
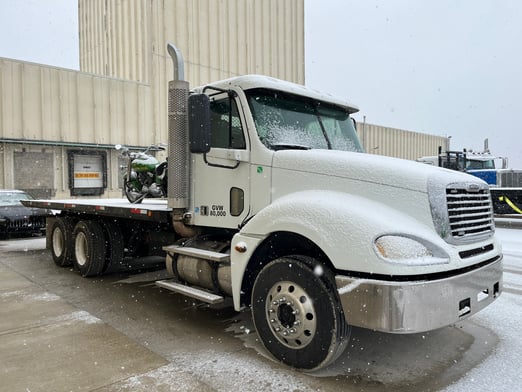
[498,170,522,187]
[446,187,494,239]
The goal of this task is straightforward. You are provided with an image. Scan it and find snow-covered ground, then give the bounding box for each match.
[1,228,520,391]
[443,228,522,391]
[113,227,522,392]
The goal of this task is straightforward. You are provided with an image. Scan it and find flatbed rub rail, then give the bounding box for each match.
[22,199,172,223]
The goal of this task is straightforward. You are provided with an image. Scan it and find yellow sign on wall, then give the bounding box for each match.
[74,172,101,179]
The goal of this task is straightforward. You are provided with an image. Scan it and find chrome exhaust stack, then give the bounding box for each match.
[167,43,190,210]
[167,43,201,237]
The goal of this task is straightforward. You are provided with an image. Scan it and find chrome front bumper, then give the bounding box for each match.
[335,257,503,333]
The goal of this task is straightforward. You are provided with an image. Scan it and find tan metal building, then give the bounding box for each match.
[1,0,449,199]
[358,122,449,161]
[1,0,305,198]
[78,0,305,152]
[0,58,153,198]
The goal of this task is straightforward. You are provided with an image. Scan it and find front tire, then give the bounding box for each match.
[123,178,145,204]
[73,221,106,277]
[251,256,350,370]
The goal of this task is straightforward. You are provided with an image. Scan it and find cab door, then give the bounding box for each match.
[191,93,251,228]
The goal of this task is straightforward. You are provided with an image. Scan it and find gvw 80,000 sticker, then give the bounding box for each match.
[210,205,227,217]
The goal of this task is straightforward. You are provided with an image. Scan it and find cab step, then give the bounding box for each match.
[156,279,224,304]
[163,245,230,263]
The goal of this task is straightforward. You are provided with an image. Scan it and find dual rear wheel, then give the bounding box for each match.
[49,218,124,277]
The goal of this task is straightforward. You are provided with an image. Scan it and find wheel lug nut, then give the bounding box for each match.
[283,331,288,336]
[289,328,296,334]
[292,310,299,315]
[270,319,276,323]
[275,327,281,332]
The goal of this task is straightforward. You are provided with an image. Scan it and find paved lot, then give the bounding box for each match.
[0,248,214,392]
[1,235,516,392]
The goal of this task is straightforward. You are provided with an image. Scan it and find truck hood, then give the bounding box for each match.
[270,149,487,231]
[272,150,477,193]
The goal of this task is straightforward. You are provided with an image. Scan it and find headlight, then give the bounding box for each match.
[374,235,449,266]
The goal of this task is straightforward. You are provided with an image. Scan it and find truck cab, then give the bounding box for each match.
[189,75,363,230]
[164,73,503,370]
[33,48,503,371]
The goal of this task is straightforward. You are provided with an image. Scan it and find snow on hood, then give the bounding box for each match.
[272,149,482,193]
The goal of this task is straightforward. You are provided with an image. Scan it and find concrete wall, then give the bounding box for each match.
[0,142,124,199]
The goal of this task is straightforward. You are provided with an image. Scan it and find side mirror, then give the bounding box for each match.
[188,94,211,153]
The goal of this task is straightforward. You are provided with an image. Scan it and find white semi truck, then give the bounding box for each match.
[25,44,503,371]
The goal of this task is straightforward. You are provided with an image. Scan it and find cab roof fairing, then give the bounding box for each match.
[192,74,360,115]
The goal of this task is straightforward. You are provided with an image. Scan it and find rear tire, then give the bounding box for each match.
[101,221,125,273]
[251,256,350,370]
[50,218,76,267]
[73,221,106,277]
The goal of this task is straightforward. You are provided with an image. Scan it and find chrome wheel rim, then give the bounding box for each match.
[265,281,317,348]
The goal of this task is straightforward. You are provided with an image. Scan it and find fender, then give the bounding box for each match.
[230,189,458,309]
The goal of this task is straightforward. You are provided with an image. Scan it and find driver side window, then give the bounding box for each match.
[210,97,246,149]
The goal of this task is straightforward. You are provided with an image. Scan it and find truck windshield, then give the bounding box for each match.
[466,159,496,170]
[246,88,364,152]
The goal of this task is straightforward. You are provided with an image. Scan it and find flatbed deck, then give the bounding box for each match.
[23,198,172,223]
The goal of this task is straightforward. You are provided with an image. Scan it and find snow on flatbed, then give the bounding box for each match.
[23,198,172,223]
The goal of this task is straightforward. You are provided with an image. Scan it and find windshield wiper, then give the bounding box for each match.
[271,143,311,151]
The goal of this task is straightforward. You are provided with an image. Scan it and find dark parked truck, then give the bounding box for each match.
[24,43,503,371]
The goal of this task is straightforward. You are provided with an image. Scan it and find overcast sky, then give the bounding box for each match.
[306,0,522,168]
[0,0,521,167]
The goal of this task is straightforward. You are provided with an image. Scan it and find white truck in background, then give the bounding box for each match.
[25,44,503,371]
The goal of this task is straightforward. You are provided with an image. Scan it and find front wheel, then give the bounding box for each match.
[251,256,350,371]
[123,178,145,204]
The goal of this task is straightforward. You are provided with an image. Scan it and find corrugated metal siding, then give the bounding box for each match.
[79,0,305,86]
[357,122,450,161]
[79,0,151,83]
[0,58,153,147]
[79,0,304,149]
